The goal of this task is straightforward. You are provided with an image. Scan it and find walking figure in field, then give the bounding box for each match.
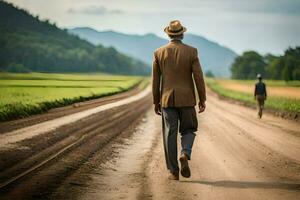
[152,20,206,180]
[254,74,267,118]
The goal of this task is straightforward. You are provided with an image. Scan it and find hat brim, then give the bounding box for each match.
[164,26,187,35]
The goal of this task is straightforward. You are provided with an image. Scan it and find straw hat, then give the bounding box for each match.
[164,20,187,35]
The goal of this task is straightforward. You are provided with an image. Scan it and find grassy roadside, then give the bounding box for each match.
[219,79,300,87]
[206,78,300,114]
[0,73,148,122]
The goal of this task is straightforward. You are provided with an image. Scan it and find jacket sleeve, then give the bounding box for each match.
[152,52,161,105]
[192,48,206,104]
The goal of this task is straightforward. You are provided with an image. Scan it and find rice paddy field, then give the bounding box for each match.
[206,78,300,113]
[0,73,145,121]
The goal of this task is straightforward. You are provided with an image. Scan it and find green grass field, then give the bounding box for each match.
[206,78,300,113]
[0,73,145,121]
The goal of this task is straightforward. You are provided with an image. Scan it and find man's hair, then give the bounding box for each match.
[168,34,184,40]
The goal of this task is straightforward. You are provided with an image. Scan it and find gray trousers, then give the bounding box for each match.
[161,107,198,173]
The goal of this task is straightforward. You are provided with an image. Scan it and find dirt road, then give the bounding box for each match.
[1,88,300,199]
[52,91,300,200]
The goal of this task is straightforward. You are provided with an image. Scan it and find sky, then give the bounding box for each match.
[6,0,300,55]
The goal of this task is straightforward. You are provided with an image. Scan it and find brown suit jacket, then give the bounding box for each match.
[152,40,206,108]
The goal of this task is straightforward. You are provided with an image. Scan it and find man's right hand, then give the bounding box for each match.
[154,104,161,115]
[198,102,206,113]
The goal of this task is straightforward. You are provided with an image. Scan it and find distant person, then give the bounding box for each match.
[152,20,206,180]
[254,74,267,118]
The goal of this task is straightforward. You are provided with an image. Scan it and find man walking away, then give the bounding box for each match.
[254,74,267,118]
[152,20,206,180]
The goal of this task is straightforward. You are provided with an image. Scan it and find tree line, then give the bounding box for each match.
[0,2,150,75]
[231,47,300,80]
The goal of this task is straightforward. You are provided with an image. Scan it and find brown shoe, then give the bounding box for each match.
[179,154,191,178]
[168,172,179,180]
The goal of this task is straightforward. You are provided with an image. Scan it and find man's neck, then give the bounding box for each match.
[170,39,182,43]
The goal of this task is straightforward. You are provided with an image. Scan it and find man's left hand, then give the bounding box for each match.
[198,102,206,113]
[154,104,161,115]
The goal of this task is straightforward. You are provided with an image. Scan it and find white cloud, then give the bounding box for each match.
[68,5,123,15]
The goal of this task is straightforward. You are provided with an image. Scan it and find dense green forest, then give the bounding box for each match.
[0,2,150,75]
[231,47,300,80]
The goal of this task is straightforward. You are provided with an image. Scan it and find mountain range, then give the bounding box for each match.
[69,27,237,77]
[0,1,149,75]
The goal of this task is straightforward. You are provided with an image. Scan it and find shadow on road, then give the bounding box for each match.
[181,180,300,191]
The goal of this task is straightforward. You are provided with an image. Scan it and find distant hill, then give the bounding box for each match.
[0,2,149,75]
[184,34,237,77]
[69,27,237,77]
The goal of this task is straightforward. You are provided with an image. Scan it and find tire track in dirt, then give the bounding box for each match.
[50,109,161,200]
[0,88,151,199]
